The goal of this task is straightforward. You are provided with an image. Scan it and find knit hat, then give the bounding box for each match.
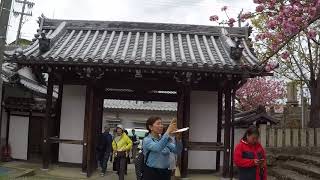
[116,124,124,130]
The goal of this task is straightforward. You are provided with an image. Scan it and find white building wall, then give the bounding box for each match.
[188,91,218,170]
[59,85,86,164]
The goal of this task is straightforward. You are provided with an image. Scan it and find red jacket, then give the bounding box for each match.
[234,139,267,180]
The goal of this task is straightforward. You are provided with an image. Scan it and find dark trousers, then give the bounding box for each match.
[143,166,171,180]
[98,152,110,174]
[118,155,127,180]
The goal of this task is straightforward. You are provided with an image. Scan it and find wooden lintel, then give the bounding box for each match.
[49,137,83,145]
[188,142,224,151]
[103,91,177,102]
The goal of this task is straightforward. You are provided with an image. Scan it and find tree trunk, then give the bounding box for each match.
[309,79,320,127]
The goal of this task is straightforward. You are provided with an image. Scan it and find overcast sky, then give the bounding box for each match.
[6,0,255,44]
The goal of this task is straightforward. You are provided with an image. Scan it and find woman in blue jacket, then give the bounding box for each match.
[143,117,182,180]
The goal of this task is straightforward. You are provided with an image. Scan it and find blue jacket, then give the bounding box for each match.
[143,133,182,169]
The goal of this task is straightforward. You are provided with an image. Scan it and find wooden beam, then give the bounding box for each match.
[188,142,224,151]
[181,85,190,178]
[43,71,54,169]
[222,85,232,177]
[49,137,83,145]
[216,90,223,171]
[103,91,177,102]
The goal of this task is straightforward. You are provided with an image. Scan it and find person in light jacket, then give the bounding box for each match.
[112,125,132,180]
[143,117,182,180]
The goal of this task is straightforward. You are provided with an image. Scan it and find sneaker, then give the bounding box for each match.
[100,173,105,177]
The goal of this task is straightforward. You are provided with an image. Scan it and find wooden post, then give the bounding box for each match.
[5,111,10,146]
[82,83,95,177]
[82,85,90,172]
[0,84,5,147]
[177,87,184,177]
[181,85,190,178]
[230,89,236,178]
[52,81,63,163]
[43,71,54,169]
[222,85,231,177]
[216,90,222,171]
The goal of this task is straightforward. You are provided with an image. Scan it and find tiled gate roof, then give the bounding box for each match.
[6,18,263,74]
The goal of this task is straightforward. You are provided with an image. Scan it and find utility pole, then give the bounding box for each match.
[237,9,243,27]
[13,0,34,45]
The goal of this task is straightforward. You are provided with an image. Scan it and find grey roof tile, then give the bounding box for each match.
[6,18,262,74]
[104,99,177,111]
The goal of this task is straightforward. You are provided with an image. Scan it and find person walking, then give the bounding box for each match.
[143,117,182,180]
[96,126,112,177]
[234,126,267,180]
[112,125,132,180]
[131,129,139,159]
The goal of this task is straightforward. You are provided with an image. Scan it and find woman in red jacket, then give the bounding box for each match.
[234,126,267,180]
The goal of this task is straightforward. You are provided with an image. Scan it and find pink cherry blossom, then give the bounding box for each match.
[209,15,219,21]
[281,51,290,59]
[307,29,317,39]
[256,5,265,12]
[237,77,285,111]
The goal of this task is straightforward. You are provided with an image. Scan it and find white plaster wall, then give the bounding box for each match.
[188,91,218,170]
[8,116,29,160]
[59,85,86,164]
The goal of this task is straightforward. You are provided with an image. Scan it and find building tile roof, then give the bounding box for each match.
[233,106,279,128]
[6,18,263,74]
[2,63,58,98]
[104,99,177,112]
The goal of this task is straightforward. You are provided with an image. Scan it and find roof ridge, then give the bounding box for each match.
[41,18,248,36]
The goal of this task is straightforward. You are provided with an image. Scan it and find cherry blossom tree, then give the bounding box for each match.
[210,1,320,127]
[236,77,285,111]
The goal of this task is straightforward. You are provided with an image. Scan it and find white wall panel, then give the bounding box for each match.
[59,85,86,163]
[9,116,29,160]
[188,91,218,170]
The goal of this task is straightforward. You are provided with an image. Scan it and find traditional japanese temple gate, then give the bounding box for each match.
[5,18,268,177]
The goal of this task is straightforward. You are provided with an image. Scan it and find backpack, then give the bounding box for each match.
[134,137,154,180]
[134,149,151,180]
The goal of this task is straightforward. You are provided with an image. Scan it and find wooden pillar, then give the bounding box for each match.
[43,71,54,169]
[5,111,10,146]
[82,83,96,177]
[216,90,223,171]
[230,89,236,178]
[181,85,190,178]
[52,80,63,163]
[177,87,184,176]
[0,84,5,146]
[222,85,231,177]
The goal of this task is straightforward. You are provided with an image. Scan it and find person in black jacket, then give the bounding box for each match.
[97,126,113,176]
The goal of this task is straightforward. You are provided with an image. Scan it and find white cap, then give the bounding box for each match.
[116,124,124,130]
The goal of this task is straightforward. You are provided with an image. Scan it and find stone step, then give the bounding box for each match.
[281,161,320,179]
[269,167,318,180]
[309,152,320,158]
[277,154,320,167]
